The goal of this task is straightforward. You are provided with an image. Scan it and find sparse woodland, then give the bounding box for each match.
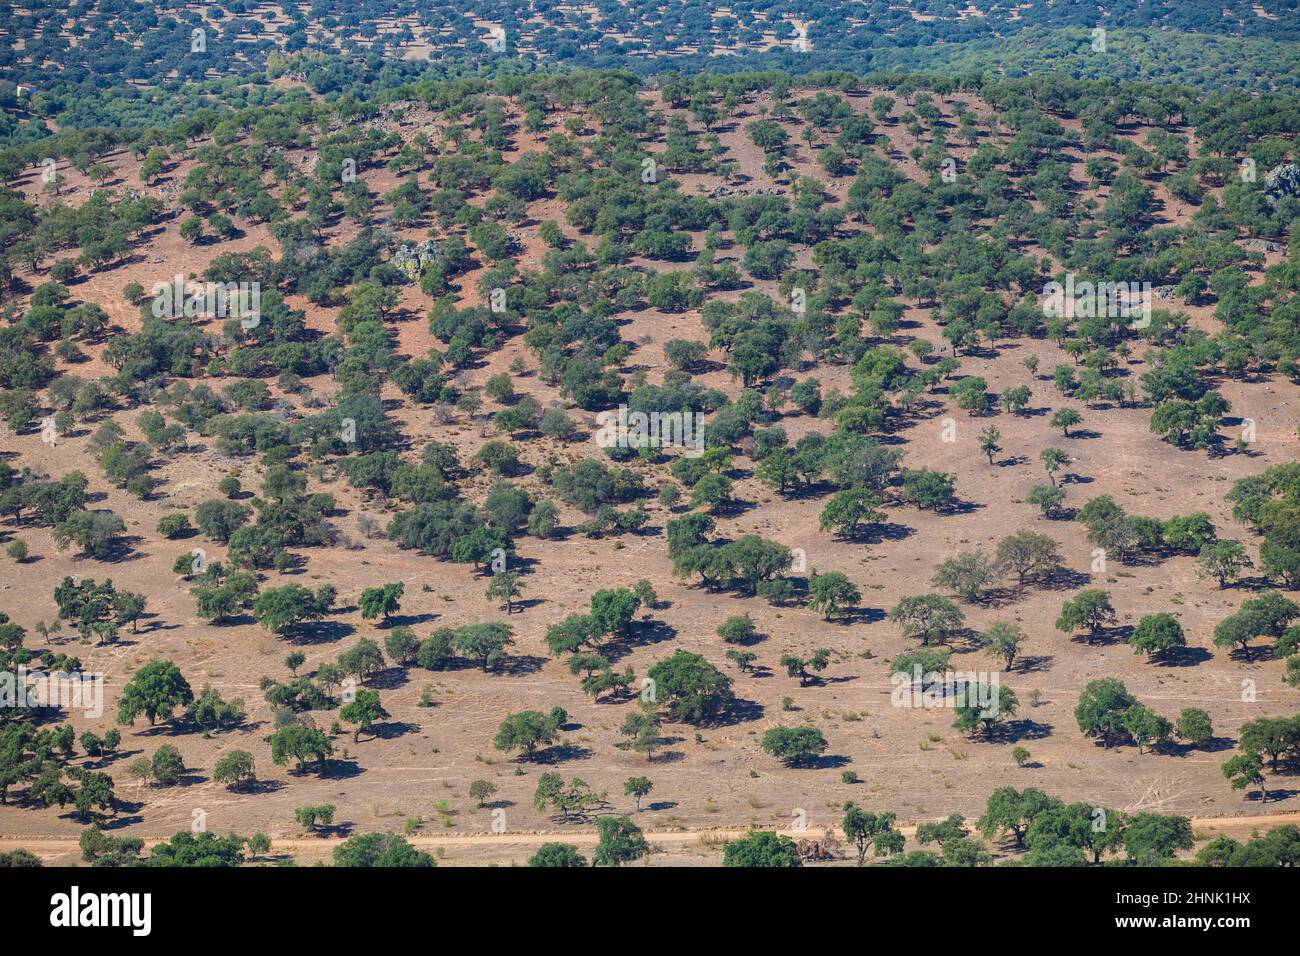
[0,3,1298,868]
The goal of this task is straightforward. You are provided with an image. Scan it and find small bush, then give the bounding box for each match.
[157,513,192,539]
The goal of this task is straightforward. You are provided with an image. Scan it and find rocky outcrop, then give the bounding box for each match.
[1263,163,1300,210]
[392,239,443,280]
[704,184,786,199]
[1243,238,1281,254]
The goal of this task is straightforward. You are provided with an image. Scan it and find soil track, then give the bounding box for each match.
[3,810,1296,866]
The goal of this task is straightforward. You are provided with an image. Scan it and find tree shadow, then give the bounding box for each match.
[1166,737,1232,758]
[287,620,355,645]
[1244,789,1298,803]
[977,586,1025,609]
[709,697,765,726]
[848,521,914,544]
[319,759,363,779]
[1041,567,1092,591]
[639,745,683,763]
[631,619,679,648]
[532,744,594,764]
[157,771,207,789]
[85,748,139,770]
[368,667,412,690]
[1221,645,1273,664]
[1196,735,1236,754]
[312,821,356,838]
[1013,655,1054,674]
[1233,575,1277,593]
[840,606,886,625]
[233,779,285,795]
[822,674,860,686]
[367,720,419,740]
[999,719,1053,742]
[495,654,547,676]
[791,753,850,769]
[1070,624,1130,647]
[1150,646,1212,667]
[133,721,191,738]
[387,612,437,628]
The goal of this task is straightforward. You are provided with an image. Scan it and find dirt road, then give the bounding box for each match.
[3,810,1296,862]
